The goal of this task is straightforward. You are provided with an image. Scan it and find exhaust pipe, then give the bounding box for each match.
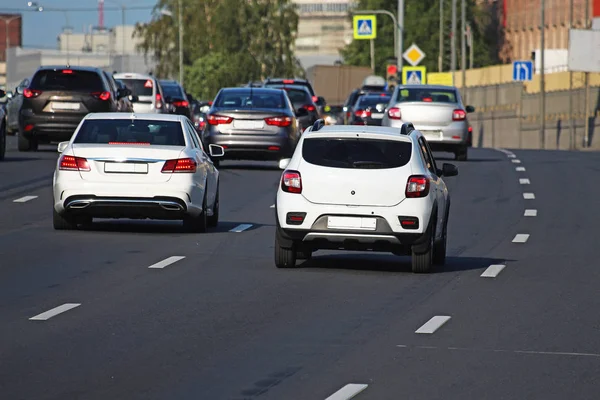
[159,202,183,211]
[66,201,91,209]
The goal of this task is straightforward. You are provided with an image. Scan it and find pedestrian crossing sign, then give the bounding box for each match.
[402,66,427,85]
[353,15,377,40]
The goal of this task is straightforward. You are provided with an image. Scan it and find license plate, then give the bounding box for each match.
[327,216,377,230]
[422,130,442,139]
[51,102,80,110]
[371,113,383,119]
[233,120,265,129]
[104,162,148,174]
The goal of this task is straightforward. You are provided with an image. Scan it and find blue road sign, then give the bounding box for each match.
[513,61,533,81]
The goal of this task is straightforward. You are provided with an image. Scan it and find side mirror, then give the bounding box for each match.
[441,163,459,177]
[129,94,139,102]
[6,92,13,99]
[0,89,5,98]
[117,88,131,99]
[466,105,475,113]
[295,107,309,117]
[15,86,24,95]
[279,158,291,170]
[208,144,225,158]
[317,96,326,106]
[57,141,69,153]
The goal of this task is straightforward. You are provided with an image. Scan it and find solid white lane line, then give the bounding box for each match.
[524,209,538,217]
[325,384,369,400]
[519,178,531,184]
[481,264,506,278]
[270,204,275,209]
[512,234,530,243]
[29,303,81,321]
[148,256,186,269]
[523,193,535,199]
[516,166,526,171]
[230,224,253,232]
[13,195,38,203]
[415,316,451,334]
[511,159,521,164]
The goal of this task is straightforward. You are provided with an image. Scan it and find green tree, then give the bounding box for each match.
[340,0,500,77]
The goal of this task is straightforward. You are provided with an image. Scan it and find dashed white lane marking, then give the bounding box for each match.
[270,204,275,208]
[511,159,521,164]
[516,166,526,171]
[523,193,535,199]
[148,256,186,269]
[519,178,531,185]
[13,195,38,203]
[325,384,369,400]
[415,316,451,334]
[512,234,530,243]
[507,154,516,158]
[29,303,81,321]
[230,224,253,232]
[524,209,538,217]
[481,264,506,278]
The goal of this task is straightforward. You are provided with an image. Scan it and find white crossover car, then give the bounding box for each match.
[52,113,224,232]
[275,121,458,273]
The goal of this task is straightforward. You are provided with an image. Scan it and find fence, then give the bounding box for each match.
[464,83,600,151]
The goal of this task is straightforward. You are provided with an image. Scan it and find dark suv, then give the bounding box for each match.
[18,66,126,151]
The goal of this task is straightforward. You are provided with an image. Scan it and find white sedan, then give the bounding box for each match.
[52,113,224,232]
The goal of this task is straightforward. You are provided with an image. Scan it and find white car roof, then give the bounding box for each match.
[304,125,412,141]
[113,72,156,80]
[83,113,187,122]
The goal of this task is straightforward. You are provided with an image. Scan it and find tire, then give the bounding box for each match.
[212,159,220,168]
[183,197,207,233]
[207,186,219,228]
[53,208,77,230]
[274,235,296,268]
[433,225,447,266]
[296,249,312,260]
[411,223,435,273]
[455,147,468,161]
[0,122,6,161]
[18,130,38,152]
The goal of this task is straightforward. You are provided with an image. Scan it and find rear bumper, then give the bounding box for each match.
[61,195,188,220]
[204,133,295,161]
[20,113,84,141]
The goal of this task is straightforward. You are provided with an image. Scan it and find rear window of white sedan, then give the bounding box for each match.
[74,119,186,146]
[302,138,412,169]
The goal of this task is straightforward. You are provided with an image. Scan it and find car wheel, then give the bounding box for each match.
[296,249,312,260]
[274,235,297,268]
[0,122,6,161]
[207,185,219,228]
[17,129,38,152]
[183,198,207,233]
[411,224,434,273]
[53,208,77,230]
[432,223,447,266]
[455,147,468,161]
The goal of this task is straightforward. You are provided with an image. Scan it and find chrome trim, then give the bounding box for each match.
[86,157,165,163]
[65,198,185,212]
[303,232,401,245]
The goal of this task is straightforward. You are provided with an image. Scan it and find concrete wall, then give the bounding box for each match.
[465,83,600,150]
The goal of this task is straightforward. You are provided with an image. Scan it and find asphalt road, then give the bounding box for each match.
[1,134,600,400]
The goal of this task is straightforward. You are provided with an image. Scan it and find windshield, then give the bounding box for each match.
[30,70,104,92]
[302,138,412,169]
[395,88,458,103]
[119,79,154,97]
[213,90,287,109]
[74,119,185,146]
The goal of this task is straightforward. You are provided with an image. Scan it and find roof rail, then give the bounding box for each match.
[312,119,325,132]
[400,122,414,135]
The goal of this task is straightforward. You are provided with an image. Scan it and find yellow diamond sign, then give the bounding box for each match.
[403,43,425,67]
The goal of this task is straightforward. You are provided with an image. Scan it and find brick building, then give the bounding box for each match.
[0,14,23,62]
[502,0,591,61]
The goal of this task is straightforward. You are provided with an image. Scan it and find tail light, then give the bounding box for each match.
[172,100,189,107]
[23,88,42,98]
[388,107,402,120]
[286,212,306,225]
[405,175,430,198]
[59,155,90,172]
[422,97,433,102]
[452,109,467,121]
[199,121,206,129]
[303,104,316,112]
[265,116,292,127]
[468,126,473,133]
[398,216,419,229]
[92,91,111,101]
[161,158,197,173]
[281,170,302,194]
[62,69,73,74]
[156,93,162,108]
[312,95,319,103]
[207,114,233,125]
[284,79,295,84]
[357,109,371,118]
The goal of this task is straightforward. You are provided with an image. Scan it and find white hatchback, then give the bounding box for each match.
[52,113,224,232]
[274,121,458,273]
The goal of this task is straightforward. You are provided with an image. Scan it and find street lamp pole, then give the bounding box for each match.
[27,2,70,64]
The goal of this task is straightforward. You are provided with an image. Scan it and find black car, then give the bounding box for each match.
[348,93,392,126]
[263,78,326,114]
[263,84,319,132]
[343,89,392,124]
[202,87,305,163]
[6,77,30,135]
[18,66,130,151]
[159,80,192,119]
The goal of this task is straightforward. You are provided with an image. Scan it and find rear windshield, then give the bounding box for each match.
[302,138,412,169]
[119,79,154,97]
[30,70,104,92]
[265,81,314,95]
[395,88,458,103]
[356,95,391,108]
[283,88,311,105]
[214,90,286,109]
[161,84,184,99]
[74,119,185,146]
